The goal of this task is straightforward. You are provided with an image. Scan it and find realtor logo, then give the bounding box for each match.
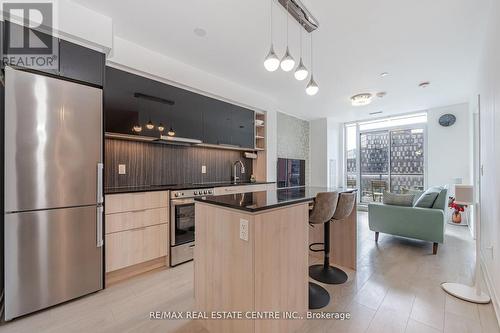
[2,2,58,69]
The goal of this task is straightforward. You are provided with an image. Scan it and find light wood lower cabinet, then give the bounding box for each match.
[104,190,169,284]
[105,223,168,272]
[105,207,168,234]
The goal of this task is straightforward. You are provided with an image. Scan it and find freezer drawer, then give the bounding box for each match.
[4,206,103,320]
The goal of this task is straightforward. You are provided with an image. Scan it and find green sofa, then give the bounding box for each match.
[368,187,448,254]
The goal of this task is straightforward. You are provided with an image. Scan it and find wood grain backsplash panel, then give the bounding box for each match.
[105,139,253,188]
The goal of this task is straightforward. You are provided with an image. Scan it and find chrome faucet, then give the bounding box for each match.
[232,160,245,184]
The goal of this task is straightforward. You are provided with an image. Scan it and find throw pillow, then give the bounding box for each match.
[382,191,415,207]
[414,186,442,208]
[401,188,424,205]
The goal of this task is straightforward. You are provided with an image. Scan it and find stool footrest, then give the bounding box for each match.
[309,242,325,252]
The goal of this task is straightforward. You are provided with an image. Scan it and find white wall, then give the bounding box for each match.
[309,119,328,187]
[475,0,500,321]
[426,103,472,188]
[309,118,343,188]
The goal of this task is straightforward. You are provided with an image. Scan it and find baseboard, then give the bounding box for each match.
[480,252,500,326]
[105,256,168,287]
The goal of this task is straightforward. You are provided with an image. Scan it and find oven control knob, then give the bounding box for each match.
[174,192,179,197]
[208,190,213,194]
[194,191,199,195]
[204,190,208,194]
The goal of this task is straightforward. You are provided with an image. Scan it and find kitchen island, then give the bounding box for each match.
[194,187,357,333]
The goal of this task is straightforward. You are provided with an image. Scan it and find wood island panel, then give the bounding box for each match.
[309,200,357,270]
[194,202,309,333]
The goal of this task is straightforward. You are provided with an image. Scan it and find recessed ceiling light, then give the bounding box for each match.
[419,81,430,88]
[376,91,387,98]
[369,111,383,115]
[193,27,207,37]
[380,72,389,77]
[351,93,373,106]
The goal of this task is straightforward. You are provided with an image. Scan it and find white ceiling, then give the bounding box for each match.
[74,0,490,121]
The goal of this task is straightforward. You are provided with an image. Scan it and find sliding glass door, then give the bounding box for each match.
[360,131,389,203]
[345,113,427,204]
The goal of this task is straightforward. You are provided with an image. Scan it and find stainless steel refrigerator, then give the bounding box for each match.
[3,66,104,320]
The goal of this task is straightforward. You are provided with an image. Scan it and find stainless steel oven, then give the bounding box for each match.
[170,188,214,266]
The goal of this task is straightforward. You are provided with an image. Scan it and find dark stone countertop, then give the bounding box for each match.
[104,181,275,194]
[194,186,357,213]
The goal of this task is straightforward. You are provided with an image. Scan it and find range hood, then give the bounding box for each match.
[105,132,201,145]
[156,135,202,144]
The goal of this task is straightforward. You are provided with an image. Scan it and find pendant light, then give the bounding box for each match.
[167,127,176,136]
[264,0,280,72]
[305,32,319,95]
[280,1,295,72]
[294,20,308,81]
[146,119,154,130]
[158,123,165,132]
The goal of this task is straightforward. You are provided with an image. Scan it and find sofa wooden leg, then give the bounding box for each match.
[375,232,379,242]
[433,242,438,255]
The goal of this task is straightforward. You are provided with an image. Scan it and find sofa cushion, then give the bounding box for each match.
[432,187,448,210]
[414,186,442,208]
[382,191,415,207]
[402,188,424,205]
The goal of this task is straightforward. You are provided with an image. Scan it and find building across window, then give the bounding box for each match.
[344,113,427,204]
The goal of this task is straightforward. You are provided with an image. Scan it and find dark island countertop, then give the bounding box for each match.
[194,186,357,213]
[104,181,275,194]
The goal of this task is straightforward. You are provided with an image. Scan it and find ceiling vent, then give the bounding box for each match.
[277,0,319,32]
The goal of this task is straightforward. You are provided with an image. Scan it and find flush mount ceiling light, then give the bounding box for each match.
[380,72,389,77]
[193,27,207,37]
[280,1,295,72]
[294,20,308,81]
[263,0,280,72]
[351,93,373,106]
[376,91,387,98]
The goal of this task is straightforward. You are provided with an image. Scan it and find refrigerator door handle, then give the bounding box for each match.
[96,206,104,247]
[97,163,104,204]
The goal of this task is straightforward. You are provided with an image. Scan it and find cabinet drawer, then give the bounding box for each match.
[105,207,168,234]
[105,224,168,272]
[213,184,269,195]
[105,191,169,214]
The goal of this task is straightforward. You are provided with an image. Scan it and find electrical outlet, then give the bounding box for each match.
[240,219,248,241]
[118,164,126,175]
[201,165,207,174]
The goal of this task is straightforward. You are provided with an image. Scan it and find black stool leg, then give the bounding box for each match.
[309,221,348,284]
[308,282,330,309]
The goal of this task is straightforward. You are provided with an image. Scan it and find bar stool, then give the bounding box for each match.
[308,192,339,309]
[309,192,356,285]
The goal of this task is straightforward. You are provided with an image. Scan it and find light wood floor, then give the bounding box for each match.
[1,212,498,333]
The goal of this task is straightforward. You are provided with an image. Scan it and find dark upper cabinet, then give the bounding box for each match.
[1,21,59,76]
[59,40,104,86]
[202,99,254,148]
[1,21,104,86]
[231,106,255,148]
[104,66,203,139]
[105,66,255,148]
[202,99,233,146]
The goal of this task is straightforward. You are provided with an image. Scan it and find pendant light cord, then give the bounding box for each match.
[299,19,302,58]
[270,0,273,44]
[286,0,289,46]
[310,32,314,72]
